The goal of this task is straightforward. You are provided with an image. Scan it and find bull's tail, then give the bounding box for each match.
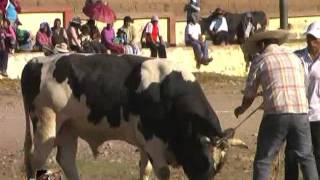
[23,99,33,178]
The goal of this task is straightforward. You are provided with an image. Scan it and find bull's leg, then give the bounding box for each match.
[139,150,153,180]
[56,124,79,180]
[31,107,56,175]
[144,137,170,180]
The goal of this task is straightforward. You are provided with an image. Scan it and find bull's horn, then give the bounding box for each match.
[227,138,248,149]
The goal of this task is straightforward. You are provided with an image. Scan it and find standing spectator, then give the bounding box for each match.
[185,0,200,23]
[285,21,320,180]
[142,15,167,58]
[5,0,20,28]
[0,17,9,77]
[120,16,140,54]
[185,15,212,69]
[209,8,229,45]
[35,22,52,52]
[67,16,82,52]
[3,18,15,53]
[51,18,68,47]
[234,30,318,180]
[101,22,124,54]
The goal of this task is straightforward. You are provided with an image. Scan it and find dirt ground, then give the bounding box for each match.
[0,74,284,180]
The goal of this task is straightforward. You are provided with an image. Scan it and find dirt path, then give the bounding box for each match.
[0,75,276,180]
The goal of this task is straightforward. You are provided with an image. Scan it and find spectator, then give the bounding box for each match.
[235,30,318,180]
[15,22,32,51]
[285,21,320,180]
[85,19,100,40]
[35,22,52,52]
[185,15,212,69]
[80,24,106,53]
[0,17,9,77]
[67,16,82,52]
[120,16,140,54]
[101,22,124,54]
[3,18,15,53]
[185,0,200,23]
[51,18,68,47]
[209,8,229,45]
[5,0,19,28]
[141,15,167,58]
[241,12,255,43]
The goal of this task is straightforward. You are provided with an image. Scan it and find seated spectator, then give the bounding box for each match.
[185,15,212,69]
[141,15,167,58]
[67,16,82,52]
[51,18,68,47]
[16,22,32,51]
[3,18,16,53]
[120,16,140,55]
[101,22,124,54]
[209,8,229,45]
[35,22,52,52]
[80,24,106,53]
[85,19,101,40]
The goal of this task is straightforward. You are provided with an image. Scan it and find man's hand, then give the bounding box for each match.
[234,106,246,118]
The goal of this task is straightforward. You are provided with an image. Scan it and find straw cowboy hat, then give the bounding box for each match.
[244,29,290,54]
[54,43,69,53]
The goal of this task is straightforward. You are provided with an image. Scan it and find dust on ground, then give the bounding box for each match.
[0,74,285,180]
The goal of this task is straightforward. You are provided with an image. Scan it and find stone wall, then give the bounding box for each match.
[20,0,320,20]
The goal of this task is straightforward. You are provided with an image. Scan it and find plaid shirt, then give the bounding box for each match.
[244,44,308,114]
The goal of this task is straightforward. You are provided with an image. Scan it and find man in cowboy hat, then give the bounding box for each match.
[234,30,318,180]
[209,8,229,45]
[285,21,320,180]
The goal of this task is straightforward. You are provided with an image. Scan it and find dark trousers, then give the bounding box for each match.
[285,121,320,180]
[186,40,209,62]
[212,31,229,45]
[147,42,167,58]
[253,114,318,180]
[0,51,8,73]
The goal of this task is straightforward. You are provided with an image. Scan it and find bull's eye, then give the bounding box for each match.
[200,136,211,145]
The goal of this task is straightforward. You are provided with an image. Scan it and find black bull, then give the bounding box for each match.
[200,11,268,44]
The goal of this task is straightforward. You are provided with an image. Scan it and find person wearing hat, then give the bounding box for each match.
[284,21,320,180]
[234,30,318,180]
[185,0,200,23]
[209,8,229,45]
[120,16,140,55]
[142,15,167,58]
[67,16,82,52]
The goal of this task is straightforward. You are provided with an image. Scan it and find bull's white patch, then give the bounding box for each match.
[137,59,195,92]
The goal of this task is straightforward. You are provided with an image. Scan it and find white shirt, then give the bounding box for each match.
[295,48,320,122]
[209,16,228,32]
[185,23,201,41]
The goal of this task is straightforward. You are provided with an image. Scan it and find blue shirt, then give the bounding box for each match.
[6,1,17,22]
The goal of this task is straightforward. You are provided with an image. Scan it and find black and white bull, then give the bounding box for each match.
[21,53,236,180]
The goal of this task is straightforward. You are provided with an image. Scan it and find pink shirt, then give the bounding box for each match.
[36,31,52,46]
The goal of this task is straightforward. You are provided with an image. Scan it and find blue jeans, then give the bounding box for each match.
[186,40,209,62]
[285,121,320,180]
[253,114,318,180]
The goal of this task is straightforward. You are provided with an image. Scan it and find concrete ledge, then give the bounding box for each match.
[5,43,306,79]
